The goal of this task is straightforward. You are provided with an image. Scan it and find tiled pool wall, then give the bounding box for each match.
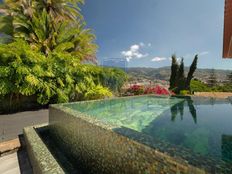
[23,125,65,174]
[49,100,205,174]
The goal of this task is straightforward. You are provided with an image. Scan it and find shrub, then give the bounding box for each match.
[0,40,127,106]
[179,90,190,95]
[84,85,112,100]
[126,85,171,96]
[190,79,232,93]
[144,85,170,95]
[127,85,144,95]
[190,79,211,92]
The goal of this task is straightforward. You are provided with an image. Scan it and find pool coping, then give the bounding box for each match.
[23,124,65,174]
[23,123,206,174]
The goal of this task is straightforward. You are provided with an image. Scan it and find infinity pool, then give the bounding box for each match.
[64,96,232,173]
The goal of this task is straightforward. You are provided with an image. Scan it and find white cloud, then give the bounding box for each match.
[148,43,152,47]
[121,44,148,62]
[199,51,209,56]
[151,57,167,62]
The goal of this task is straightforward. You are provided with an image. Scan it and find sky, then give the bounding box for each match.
[81,0,232,70]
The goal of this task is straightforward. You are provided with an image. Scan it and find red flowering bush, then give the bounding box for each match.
[144,85,170,95]
[126,85,144,95]
[126,85,174,96]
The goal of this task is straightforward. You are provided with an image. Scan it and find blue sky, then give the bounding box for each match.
[81,0,232,70]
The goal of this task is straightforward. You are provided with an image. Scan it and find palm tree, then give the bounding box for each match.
[35,0,84,22]
[0,0,97,62]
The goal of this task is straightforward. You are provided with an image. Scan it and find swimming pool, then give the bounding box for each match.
[49,96,232,173]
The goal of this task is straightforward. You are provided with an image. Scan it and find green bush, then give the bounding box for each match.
[190,79,211,92]
[211,84,232,92]
[84,85,113,100]
[190,79,232,93]
[179,90,190,95]
[0,40,127,106]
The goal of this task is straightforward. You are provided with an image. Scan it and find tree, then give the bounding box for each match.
[169,54,198,94]
[207,69,217,87]
[0,0,97,62]
[0,1,128,113]
[176,58,185,93]
[186,55,198,90]
[169,54,179,90]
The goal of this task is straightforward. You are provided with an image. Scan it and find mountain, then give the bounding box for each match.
[127,67,232,83]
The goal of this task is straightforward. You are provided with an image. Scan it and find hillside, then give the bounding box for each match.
[127,67,232,83]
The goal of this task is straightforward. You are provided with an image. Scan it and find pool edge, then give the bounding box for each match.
[23,125,65,174]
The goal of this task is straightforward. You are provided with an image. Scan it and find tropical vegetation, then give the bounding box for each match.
[0,0,127,113]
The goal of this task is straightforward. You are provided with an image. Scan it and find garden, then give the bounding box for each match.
[0,0,127,113]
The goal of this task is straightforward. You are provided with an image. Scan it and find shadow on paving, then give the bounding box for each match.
[17,135,33,174]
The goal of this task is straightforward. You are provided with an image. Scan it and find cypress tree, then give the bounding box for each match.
[177,58,186,92]
[186,55,198,90]
[169,54,179,90]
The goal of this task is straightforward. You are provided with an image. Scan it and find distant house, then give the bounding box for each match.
[101,58,128,71]
[223,0,232,58]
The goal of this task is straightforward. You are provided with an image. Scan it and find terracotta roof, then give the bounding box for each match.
[223,0,232,58]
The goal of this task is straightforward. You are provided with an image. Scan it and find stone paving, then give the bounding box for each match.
[0,139,21,156]
[0,109,48,174]
[0,109,48,142]
[0,149,32,174]
[194,92,232,98]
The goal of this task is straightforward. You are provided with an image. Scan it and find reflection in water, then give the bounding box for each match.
[228,97,232,105]
[170,99,197,124]
[222,135,232,162]
[209,98,216,105]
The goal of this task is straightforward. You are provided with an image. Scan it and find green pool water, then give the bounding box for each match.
[67,96,184,131]
[65,96,232,171]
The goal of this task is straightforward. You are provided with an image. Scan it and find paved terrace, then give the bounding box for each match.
[0,110,48,142]
[0,110,48,174]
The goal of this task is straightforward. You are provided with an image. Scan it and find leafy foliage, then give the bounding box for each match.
[0,40,126,105]
[0,0,128,113]
[0,0,97,62]
[190,79,211,92]
[190,79,232,92]
[84,85,112,100]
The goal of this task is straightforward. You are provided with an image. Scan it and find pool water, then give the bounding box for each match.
[67,96,184,131]
[65,96,232,171]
